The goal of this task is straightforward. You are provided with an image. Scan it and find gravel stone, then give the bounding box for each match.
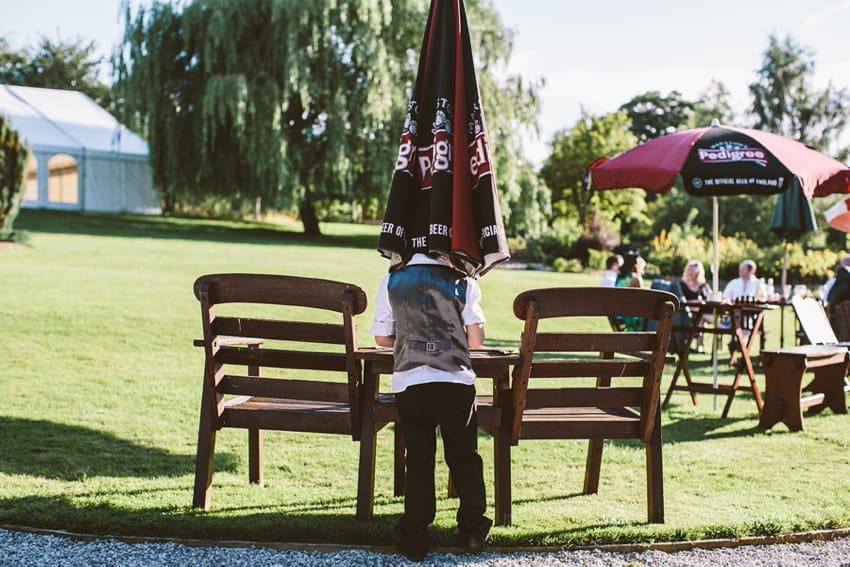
[1,528,849,566]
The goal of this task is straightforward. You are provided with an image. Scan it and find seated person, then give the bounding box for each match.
[826,254,850,310]
[723,259,762,301]
[679,259,713,352]
[600,254,623,287]
[616,252,645,289]
[614,252,646,330]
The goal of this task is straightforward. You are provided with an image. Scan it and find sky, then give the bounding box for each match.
[3,0,849,164]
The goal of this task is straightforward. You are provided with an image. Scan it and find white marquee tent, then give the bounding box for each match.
[0,84,160,214]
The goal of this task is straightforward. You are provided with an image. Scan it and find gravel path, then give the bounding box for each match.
[1,528,849,566]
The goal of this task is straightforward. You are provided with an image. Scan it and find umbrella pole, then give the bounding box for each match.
[781,240,788,347]
[712,196,719,411]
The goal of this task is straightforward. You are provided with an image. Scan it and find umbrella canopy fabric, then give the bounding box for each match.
[589,123,850,290]
[769,180,817,240]
[770,180,818,305]
[825,197,850,232]
[589,124,850,199]
[376,0,509,278]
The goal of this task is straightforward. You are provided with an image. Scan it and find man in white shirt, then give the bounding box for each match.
[370,252,491,560]
[723,259,763,300]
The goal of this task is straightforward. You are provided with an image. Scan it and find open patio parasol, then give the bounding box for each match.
[589,122,850,291]
[589,122,850,410]
[376,0,509,278]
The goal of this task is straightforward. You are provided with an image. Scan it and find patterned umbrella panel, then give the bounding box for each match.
[376,0,509,278]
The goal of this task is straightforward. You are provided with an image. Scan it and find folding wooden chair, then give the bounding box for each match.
[510,287,678,523]
[192,273,367,510]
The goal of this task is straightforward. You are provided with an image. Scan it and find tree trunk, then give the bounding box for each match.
[299,198,321,236]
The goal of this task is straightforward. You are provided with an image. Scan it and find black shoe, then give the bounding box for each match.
[392,524,429,562]
[459,517,492,553]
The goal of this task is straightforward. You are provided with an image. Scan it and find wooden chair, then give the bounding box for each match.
[510,287,678,523]
[729,295,767,365]
[192,273,367,510]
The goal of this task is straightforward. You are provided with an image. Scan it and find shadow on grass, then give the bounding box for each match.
[661,414,763,443]
[0,416,238,480]
[0,493,396,545]
[15,209,378,250]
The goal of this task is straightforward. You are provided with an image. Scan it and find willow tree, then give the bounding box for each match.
[114,0,416,234]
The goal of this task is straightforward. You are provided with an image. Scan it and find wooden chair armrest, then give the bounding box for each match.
[193,336,265,347]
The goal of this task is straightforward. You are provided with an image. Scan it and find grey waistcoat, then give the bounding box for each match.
[388,264,472,373]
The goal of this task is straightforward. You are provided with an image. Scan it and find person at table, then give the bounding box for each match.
[723,259,762,301]
[616,251,645,289]
[614,252,646,330]
[826,254,850,309]
[679,259,714,352]
[369,252,491,561]
[600,254,623,287]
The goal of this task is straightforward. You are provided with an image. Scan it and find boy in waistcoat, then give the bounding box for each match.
[370,252,491,561]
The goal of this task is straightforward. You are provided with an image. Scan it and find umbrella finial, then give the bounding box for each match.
[710,118,720,127]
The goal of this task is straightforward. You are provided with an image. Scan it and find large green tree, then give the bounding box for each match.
[619,90,695,142]
[0,36,110,108]
[540,110,645,244]
[750,34,849,158]
[115,0,412,233]
[114,0,543,236]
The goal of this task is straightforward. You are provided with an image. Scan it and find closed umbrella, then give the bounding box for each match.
[769,180,817,346]
[376,0,509,278]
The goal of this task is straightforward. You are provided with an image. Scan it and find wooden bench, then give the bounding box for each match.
[191,273,367,510]
[510,287,679,524]
[758,345,849,432]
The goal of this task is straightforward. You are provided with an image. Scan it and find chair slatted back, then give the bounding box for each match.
[194,273,367,437]
[511,287,678,444]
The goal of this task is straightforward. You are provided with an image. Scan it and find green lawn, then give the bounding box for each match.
[1,209,848,547]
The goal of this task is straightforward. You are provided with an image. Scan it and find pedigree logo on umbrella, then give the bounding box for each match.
[697,143,768,167]
[377,0,510,278]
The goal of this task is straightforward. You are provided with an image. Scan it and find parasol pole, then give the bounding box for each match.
[712,195,719,411]
[780,239,788,347]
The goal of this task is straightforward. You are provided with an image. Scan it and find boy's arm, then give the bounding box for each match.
[466,323,484,348]
[374,335,395,347]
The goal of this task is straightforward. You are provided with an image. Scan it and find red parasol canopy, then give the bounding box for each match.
[589,124,850,199]
[376,0,509,278]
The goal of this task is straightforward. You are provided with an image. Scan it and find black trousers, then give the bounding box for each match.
[395,382,488,534]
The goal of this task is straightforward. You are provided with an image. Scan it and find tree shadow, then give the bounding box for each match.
[15,209,378,250]
[660,414,763,443]
[0,416,237,479]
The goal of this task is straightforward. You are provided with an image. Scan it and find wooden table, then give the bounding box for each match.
[758,344,849,431]
[354,347,519,525]
[664,299,772,417]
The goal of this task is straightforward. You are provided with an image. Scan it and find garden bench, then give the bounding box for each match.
[509,287,678,524]
[191,273,367,510]
[758,344,849,431]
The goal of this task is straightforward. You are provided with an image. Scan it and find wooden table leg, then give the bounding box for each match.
[758,353,805,431]
[804,363,849,415]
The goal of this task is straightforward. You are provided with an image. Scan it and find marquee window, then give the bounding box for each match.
[47,154,78,204]
[23,155,38,201]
